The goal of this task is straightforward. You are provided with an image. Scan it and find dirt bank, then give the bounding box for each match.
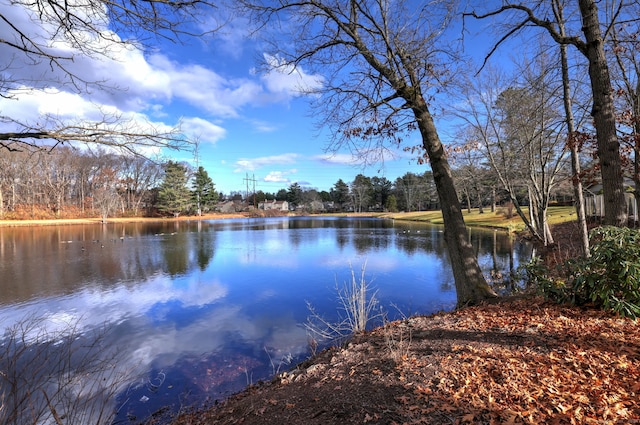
[163,296,640,425]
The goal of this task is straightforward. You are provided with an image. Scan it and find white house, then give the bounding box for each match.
[584,178,637,223]
[258,200,289,211]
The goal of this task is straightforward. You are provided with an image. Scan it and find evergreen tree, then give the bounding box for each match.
[331,179,350,211]
[287,182,303,209]
[385,194,398,212]
[157,161,191,217]
[191,166,218,215]
[371,176,393,211]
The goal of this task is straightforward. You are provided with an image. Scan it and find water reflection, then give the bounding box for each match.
[0,217,532,424]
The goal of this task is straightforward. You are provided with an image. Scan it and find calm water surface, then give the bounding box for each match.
[0,217,532,424]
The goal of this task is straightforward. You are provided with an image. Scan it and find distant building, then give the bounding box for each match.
[215,200,246,213]
[584,178,637,223]
[258,200,289,211]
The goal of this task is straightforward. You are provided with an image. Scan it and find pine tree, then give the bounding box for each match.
[287,183,303,209]
[331,179,350,211]
[157,161,191,217]
[191,166,218,215]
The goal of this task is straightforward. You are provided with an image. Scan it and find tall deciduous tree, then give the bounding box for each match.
[467,0,628,226]
[458,58,570,247]
[351,174,373,213]
[157,161,191,217]
[246,0,496,305]
[609,0,640,219]
[554,0,590,256]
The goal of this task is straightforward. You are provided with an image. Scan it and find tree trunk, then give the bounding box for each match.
[414,102,497,306]
[578,0,627,226]
[633,79,640,226]
[558,18,590,255]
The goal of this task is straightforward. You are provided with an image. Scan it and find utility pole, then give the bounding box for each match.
[193,138,201,216]
[243,173,257,208]
[252,174,257,208]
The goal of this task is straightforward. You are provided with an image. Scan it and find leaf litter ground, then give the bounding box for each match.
[162,296,639,425]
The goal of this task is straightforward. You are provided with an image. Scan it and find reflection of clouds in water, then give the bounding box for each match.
[0,277,310,425]
[319,252,400,273]
[0,274,228,338]
[131,305,309,369]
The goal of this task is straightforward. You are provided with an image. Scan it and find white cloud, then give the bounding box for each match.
[233,153,299,172]
[263,170,296,183]
[202,15,255,60]
[260,53,324,99]
[150,55,263,118]
[181,117,226,144]
[1,0,328,161]
[251,120,279,133]
[314,153,358,165]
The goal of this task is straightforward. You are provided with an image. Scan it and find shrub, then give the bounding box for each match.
[530,226,640,318]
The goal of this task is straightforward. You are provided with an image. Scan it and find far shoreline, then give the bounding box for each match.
[0,208,573,232]
[0,213,249,228]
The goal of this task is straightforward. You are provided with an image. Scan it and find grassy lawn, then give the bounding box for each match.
[376,206,578,232]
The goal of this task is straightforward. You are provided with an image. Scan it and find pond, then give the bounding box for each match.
[0,217,533,424]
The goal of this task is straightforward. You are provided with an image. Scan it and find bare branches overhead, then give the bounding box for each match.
[0,0,216,154]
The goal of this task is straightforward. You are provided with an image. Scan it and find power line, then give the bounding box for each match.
[243,173,258,207]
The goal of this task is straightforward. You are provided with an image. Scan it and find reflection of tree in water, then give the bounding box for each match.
[353,230,391,253]
[195,230,215,271]
[160,224,217,275]
[397,233,420,255]
[469,229,532,292]
[335,230,349,250]
[161,232,190,276]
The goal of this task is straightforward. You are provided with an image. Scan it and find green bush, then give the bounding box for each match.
[529,226,640,318]
[521,256,566,300]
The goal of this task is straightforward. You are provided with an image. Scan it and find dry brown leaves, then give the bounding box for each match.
[169,296,639,425]
[392,298,640,425]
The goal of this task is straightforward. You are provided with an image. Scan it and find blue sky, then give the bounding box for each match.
[0,1,501,195]
[143,22,433,195]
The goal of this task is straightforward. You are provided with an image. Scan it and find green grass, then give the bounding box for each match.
[378,206,578,232]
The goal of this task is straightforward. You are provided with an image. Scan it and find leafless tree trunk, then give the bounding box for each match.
[414,103,496,304]
[578,0,626,226]
[553,0,590,256]
[245,0,496,306]
[467,0,628,226]
[609,0,640,225]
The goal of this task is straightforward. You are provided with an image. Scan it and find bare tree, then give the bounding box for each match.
[1,0,216,153]
[608,0,640,219]
[245,0,496,306]
[466,0,629,227]
[120,156,163,215]
[554,0,590,256]
[456,57,570,247]
[350,174,372,213]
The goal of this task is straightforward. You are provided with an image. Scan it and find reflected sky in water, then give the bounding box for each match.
[0,217,532,423]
